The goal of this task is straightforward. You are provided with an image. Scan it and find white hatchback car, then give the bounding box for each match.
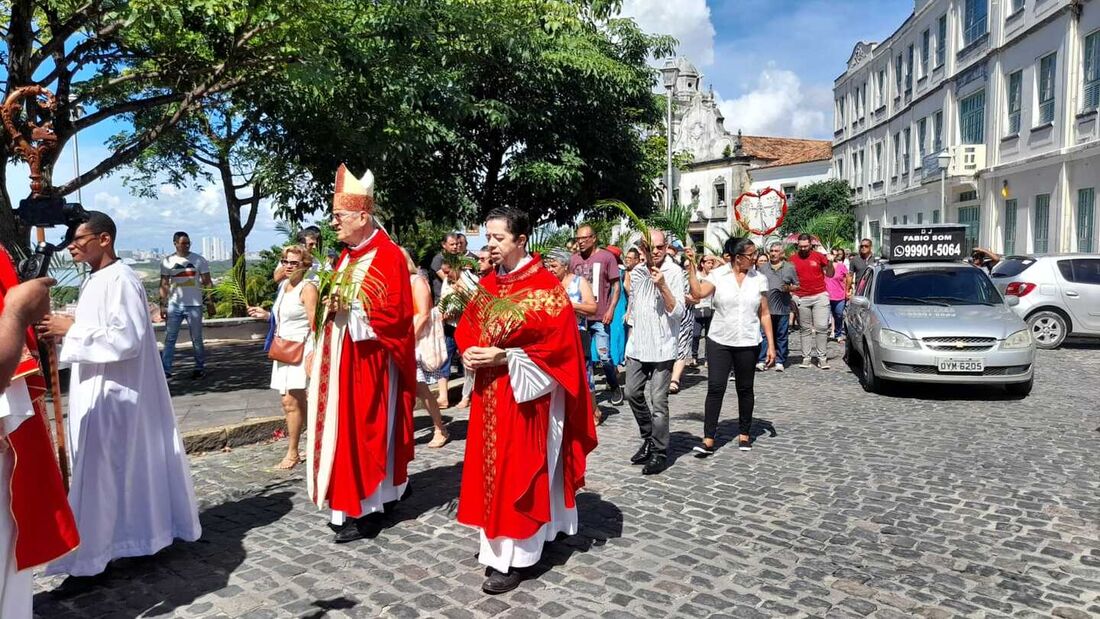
[990,255,1100,349]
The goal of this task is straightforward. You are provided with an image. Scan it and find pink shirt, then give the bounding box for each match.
[825,261,848,301]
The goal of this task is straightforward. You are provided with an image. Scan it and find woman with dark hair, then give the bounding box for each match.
[684,237,775,454]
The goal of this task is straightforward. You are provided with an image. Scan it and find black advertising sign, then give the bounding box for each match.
[886,225,966,261]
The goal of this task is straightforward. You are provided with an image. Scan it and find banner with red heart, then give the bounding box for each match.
[733,187,788,236]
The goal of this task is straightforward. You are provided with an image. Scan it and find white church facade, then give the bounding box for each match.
[663,57,833,251]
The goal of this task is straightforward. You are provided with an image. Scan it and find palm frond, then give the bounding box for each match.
[528,224,574,255]
[594,199,651,249]
[311,262,389,337]
[802,212,856,251]
[646,200,695,249]
[438,279,529,347]
[208,256,251,308]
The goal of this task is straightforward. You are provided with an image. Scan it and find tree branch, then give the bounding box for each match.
[241,189,261,238]
[29,1,105,71]
[55,72,254,195]
[72,92,186,131]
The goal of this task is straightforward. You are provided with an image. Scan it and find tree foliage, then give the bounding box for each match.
[0,0,320,249]
[248,0,676,235]
[780,179,853,236]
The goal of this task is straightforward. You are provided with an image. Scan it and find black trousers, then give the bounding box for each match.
[703,339,758,439]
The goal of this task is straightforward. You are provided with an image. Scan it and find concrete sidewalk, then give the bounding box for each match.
[161,338,465,453]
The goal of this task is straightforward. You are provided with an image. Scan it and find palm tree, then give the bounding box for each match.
[800,212,856,252]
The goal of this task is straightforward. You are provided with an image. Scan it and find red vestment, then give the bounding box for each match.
[0,248,80,570]
[455,257,597,540]
[306,230,417,516]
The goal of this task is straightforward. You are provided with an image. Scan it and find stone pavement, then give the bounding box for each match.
[32,340,1100,618]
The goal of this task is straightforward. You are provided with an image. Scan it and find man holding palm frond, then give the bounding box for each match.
[455,208,597,594]
[306,165,417,544]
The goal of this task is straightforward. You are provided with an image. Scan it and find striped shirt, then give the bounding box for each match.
[624,258,685,362]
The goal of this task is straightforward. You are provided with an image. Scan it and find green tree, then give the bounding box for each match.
[780,179,853,236]
[0,0,319,250]
[122,99,271,314]
[249,0,675,234]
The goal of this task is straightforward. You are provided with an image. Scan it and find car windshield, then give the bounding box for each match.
[990,256,1036,278]
[875,267,1003,305]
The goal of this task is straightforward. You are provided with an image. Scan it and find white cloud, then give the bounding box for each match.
[194,183,222,216]
[620,0,716,67]
[716,64,830,139]
[158,184,182,198]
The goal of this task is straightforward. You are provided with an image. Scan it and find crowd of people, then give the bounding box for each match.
[0,160,891,609]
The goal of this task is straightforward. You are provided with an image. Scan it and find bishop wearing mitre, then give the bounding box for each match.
[307,165,417,543]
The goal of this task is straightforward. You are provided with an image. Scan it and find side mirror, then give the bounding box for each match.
[851,296,871,309]
[1005,295,1020,307]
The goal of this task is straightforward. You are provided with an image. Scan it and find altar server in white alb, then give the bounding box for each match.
[38,211,201,577]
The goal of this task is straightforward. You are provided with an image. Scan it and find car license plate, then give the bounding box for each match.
[937,358,984,373]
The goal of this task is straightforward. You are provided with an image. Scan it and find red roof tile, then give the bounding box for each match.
[741,136,833,169]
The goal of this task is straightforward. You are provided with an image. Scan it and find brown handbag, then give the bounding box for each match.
[268,336,305,364]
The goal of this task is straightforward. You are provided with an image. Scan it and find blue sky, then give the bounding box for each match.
[7,0,916,252]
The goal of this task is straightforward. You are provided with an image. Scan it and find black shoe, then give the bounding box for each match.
[692,443,714,458]
[642,453,668,475]
[630,440,653,465]
[332,514,383,543]
[609,385,624,406]
[482,567,524,594]
[191,369,206,380]
[383,484,413,515]
[739,439,752,451]
[327,521,345,533]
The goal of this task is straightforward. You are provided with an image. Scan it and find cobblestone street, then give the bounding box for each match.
[32,342,1100,618]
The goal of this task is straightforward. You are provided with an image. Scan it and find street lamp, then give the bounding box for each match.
[937,149,952,221]
[660,58,681,211]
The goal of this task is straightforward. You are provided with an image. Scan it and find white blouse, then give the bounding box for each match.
[702,264,768,348]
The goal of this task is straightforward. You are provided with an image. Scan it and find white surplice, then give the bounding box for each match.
[320,233,406,526]
[475,347,578,574]
[0,378,36,618]
[47,261,201,577]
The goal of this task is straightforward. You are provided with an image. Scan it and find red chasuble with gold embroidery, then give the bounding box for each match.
[306,230,416,515]
[0,248,80,570]
[454,257,597,540]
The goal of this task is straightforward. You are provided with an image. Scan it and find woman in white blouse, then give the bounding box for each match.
[247,245,318,468]
[684,238,775,454]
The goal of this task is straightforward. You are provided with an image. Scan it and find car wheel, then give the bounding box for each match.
[1005,378,1033,397]
[1027,310,1068,349]
[860,340,880,393]
[843,336,854,365]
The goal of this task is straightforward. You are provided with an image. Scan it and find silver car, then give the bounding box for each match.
[990,254,1100,349]
[845,260,1035,396]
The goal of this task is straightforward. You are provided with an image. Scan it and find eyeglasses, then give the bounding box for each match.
[860,244,872,248]
[573,234,594,241]
[69,232,99,246]
[280,260,301,266]
[331,211,360,221]
[736,252,756,259]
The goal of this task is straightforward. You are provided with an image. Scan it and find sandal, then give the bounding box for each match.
[275,454,302,469]
[428,430,450,448]
[669,380,680,394]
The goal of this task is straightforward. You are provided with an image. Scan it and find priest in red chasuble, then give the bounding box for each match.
[306,165,417,543]
[455,208,598,594]
[0,249,79,617]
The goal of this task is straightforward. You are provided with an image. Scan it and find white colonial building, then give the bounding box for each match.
[661,58,833,250]
[834,0,1100,255]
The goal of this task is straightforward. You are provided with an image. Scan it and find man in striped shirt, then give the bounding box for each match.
[623,230,685,476]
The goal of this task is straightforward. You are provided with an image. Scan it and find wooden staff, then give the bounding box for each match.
[37,227,69,491]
